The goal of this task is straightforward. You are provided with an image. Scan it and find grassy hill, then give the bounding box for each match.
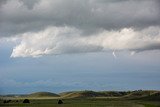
[1,90,159,101]
[136,91,160,101]
[60,90,129,98]
[123,90,160,100]
[59,90,160,100]
[60,90,105,98]
[27,92,60,97]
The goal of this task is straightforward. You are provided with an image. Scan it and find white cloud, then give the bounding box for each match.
[10,26,160,57]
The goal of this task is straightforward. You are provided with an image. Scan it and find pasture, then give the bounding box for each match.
[0,98,160,107]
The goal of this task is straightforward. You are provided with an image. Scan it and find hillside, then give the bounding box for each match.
[1,90,159,100]
[60,90,105,98]
[27,92,60,97]
[123,90,160,100]
[136,91,160,101]
[60,90,129,98]
[59,90,160,100]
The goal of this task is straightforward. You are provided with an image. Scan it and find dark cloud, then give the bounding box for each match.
[19,0,40,9]
[132,43,160,52]
[0,0,160,37]
[0,0,7,7]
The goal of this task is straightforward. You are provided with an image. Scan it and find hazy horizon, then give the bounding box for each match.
[0,0,160,95]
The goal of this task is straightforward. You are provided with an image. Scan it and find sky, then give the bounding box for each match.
[0,0,160,94]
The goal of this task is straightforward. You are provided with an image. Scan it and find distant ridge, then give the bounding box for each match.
[140,92,160,101]
[60,90,104,98]
[123,90,160,101]
[27,92,60,97]
[1,90,160,100]
[59,90,160,100]
[59,90,128,98]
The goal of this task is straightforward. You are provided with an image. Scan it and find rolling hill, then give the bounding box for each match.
[60,90,105,98]
[59,90,129,98]
[1,90,159,100]
[123,90,160,100]
[27,92,60,97]
[59,90,160,100]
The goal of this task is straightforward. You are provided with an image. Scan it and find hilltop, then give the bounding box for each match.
[59,90,160,100]
[0,90,160,101]
[27,92,60,97]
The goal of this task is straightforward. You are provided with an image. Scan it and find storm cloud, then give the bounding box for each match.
[0,0,160,57]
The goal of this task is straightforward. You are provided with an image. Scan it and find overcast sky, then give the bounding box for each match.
[0,0,160,94]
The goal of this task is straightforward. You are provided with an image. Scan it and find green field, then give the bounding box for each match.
[1,98,160,107]
[0,90,160,107]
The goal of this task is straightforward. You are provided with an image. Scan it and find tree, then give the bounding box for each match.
[58,100,63,104]
[23,99,30,103]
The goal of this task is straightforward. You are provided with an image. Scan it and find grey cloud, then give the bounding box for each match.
[0,0,160,37]
[0,0,7,7]
[19,0,40,9]
[132,43,160,52]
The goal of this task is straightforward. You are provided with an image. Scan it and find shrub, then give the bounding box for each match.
[58,100,63,104]
[23,99,30,103]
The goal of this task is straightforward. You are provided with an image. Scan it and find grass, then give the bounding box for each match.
[136,101,160,107]
[143,104,160,107]
[0,98,160,107]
